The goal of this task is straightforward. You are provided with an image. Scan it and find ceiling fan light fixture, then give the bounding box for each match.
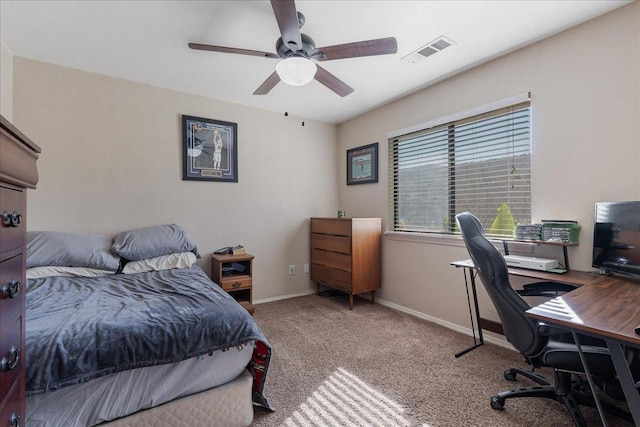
[276,57,317,86]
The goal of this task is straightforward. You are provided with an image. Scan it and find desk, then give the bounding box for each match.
[527,276,640,425]
[450,259,602,357]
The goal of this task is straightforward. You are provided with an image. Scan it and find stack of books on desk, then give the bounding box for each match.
[514,222,581,244]
[541,221,581,244]
[515,224,542,241]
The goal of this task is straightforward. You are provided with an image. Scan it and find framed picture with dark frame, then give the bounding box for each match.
[182,114,238,182]
[347,142,378,185]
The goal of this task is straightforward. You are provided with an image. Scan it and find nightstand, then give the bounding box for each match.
[211,253,254,315]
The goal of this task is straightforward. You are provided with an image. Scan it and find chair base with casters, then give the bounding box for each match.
[490,368,633,427]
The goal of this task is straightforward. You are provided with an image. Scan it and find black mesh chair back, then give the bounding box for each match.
[456,211,547,359]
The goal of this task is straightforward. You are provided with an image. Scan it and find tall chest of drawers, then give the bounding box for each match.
[0,115,40,427]
[310,217,381,309]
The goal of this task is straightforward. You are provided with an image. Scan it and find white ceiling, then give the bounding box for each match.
[0,0,631,124]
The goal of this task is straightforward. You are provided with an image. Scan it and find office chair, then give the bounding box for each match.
[455,211,636,426]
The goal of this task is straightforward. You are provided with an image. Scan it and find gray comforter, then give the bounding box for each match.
[25,265,271,407]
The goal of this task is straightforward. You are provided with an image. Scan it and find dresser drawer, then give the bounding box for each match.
[0,255,23,328]
[311,264,352,291]
[311,233,351,254]
[220,276,252,292]
[0,379,22,427]
[311,248,351,272]
[0,186,25,255]
[0,318,22,404]
[311,218,352,237]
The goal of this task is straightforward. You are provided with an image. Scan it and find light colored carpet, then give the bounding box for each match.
[251,294,633,427]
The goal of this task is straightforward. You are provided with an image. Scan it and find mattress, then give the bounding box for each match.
[26,266,270,396]
[26,342,254,426]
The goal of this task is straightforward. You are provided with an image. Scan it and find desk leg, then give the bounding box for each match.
[572,332,608,426]
[606,339,640,425]
[455,267,484,358]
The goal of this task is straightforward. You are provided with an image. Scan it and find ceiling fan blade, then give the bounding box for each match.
[270,0,302,51]
[253,71,281,95]
[314,65,354,97]
[314,37,398,61]
[189,43,279,59]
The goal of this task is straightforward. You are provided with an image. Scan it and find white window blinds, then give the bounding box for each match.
[389,100,531,238]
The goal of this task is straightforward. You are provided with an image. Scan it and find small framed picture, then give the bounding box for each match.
[182,115,238,182]
[347,142,378,185]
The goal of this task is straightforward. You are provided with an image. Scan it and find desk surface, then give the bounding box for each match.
[527,275,640,345]
[451,259,601,287]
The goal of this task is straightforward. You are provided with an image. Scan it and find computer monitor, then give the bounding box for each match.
[593,201,640,279]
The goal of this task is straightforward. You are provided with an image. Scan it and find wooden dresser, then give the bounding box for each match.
[0,115,40,427]
[310,217,381,309]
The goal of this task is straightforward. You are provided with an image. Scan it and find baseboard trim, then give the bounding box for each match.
[254,292,512,351]
[254,289,316,305]
[375,298,512,351]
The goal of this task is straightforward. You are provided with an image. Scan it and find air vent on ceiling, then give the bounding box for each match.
[403,36,456,64]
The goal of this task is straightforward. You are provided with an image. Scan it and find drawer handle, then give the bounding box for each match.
[10,413,21,427]
[1,345,20,371]
[1,279,21,299]
[232,282,241,288]
[2,210,22,228]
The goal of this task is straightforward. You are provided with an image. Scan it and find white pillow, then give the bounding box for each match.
[26,266,115,279]
[122,252,197,274]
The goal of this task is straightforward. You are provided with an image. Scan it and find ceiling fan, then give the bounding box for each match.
[188,0,398,97]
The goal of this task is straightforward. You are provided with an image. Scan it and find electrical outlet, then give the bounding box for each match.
[288,265,295,275]
[304,263,310,273]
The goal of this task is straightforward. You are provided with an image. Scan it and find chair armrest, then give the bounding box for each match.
[517,281,577,297]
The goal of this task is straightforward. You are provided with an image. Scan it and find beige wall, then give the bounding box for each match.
[1,40,12,120]
[9,2,640,339]
[12,59,338,301]
[337,3,640,331]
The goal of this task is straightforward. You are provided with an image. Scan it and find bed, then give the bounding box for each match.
[23,225,273,426]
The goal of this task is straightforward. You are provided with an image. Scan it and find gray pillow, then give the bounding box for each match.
[111,224,200,261]
[27,231,121,271]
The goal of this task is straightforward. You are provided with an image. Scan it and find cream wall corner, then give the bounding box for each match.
[12,58,339,300]
[337,2,640,330]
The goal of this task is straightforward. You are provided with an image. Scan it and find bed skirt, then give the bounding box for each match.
[102,369,254,427]
[26,344,254,426]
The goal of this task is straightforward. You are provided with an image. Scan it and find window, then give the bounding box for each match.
[388,98,531,238]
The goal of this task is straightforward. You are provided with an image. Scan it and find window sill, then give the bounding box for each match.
[384,231,513,249]
[384,231,465,247]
